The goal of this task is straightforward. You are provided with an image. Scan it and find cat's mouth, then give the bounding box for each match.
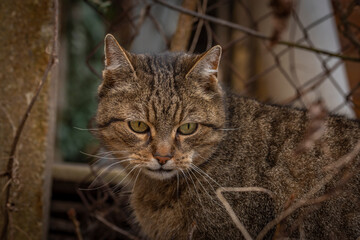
[146,167,174,173]
[144,167,177,179]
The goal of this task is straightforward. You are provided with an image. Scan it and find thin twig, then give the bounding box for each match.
[0,103,16,137]
[86,40,103,79]
[188,221,197,240]
[154,0,360,62]
[94,213,140,240]
[216,187,275,240]
[189,0,208,53]
[68,208,84,240]
[13,224,33,240]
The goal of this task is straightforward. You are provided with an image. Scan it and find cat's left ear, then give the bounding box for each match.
[186,45,222,80]
[104,34,135,74]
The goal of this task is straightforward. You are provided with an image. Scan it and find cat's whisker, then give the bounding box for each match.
[190,167,214,195]
[112,164,140,193]
[176,171,180,199]
[80,151,125,160]
[79,164,131,191]
[190,165,217,193]
[132,168,142,193]
[188,168,213,200]
[87,159,133,189]
[217,128,239,131]
[94,149,129,157]
[191,163,224,190]
[89,161,124,187]
[186,168,203,206]
[89,156,131,168]
[179,169,193,197]
[99,150,129,155]
[73,126,101,131]
[189,167,224,208]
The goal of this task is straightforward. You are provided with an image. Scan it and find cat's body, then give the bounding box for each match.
[95,34,360,239]
[131,95,360,239]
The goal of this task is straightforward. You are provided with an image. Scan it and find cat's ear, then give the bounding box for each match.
[186,45,222,80]
[100,34,136,97]
[104,34,135,74]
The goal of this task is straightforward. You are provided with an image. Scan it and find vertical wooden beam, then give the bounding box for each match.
[0,0,57,239]
[333,0,360,118]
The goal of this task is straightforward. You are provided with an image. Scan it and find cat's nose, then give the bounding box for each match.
[153,154,172,165]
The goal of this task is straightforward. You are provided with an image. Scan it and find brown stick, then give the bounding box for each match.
[216,187,275,240]
[94,213,140,240]
[68,208,84,240]
[170,0,198,51]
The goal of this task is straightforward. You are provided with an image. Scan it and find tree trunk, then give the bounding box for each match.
[0,0,57,239]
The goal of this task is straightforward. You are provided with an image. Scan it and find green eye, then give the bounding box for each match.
[129,121,149,133]
[178,123,198,135]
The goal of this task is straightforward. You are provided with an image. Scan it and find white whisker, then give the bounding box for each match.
[87,160,132,189]
[191,162,223,189]
[79,164,130,191]
[113,164,140,193]
[189,168,213,199]
[176,171,180,199]
[80,151,123,160]
[180,169,191,194]
[186,169,203,206]
[73,126,101,131]
[218,128,239,131]
[189,166,223,208]
[132,168,142,193]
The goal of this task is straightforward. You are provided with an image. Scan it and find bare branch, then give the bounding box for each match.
[295,100,328,154]
[68,208,84,240]
[94,213,140,240]
[188,221,197,240]
[216,187,275,240]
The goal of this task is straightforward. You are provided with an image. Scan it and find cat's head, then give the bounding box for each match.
[95,34,226,180]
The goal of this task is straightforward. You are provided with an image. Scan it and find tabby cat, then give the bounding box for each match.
[95,34,360,239]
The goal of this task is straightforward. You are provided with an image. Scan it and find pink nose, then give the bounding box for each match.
[154,155,172,165]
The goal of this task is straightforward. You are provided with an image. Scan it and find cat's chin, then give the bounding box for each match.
[143,168,178,180]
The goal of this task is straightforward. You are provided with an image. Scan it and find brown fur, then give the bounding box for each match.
[95,34,360,239]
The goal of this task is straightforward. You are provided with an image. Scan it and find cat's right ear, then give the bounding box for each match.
[100,34,136,97]
[103,34,135,74]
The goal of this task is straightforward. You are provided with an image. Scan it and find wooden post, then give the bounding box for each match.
[0,0,57,239]
[170,0,198,52]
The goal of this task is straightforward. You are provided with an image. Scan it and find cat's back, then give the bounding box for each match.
[201,94,360,239]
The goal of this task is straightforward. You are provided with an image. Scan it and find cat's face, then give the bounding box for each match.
[95,34,226,180]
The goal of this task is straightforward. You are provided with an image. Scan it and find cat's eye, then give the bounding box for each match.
[177,123,198,135]
[129,121,149,133]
